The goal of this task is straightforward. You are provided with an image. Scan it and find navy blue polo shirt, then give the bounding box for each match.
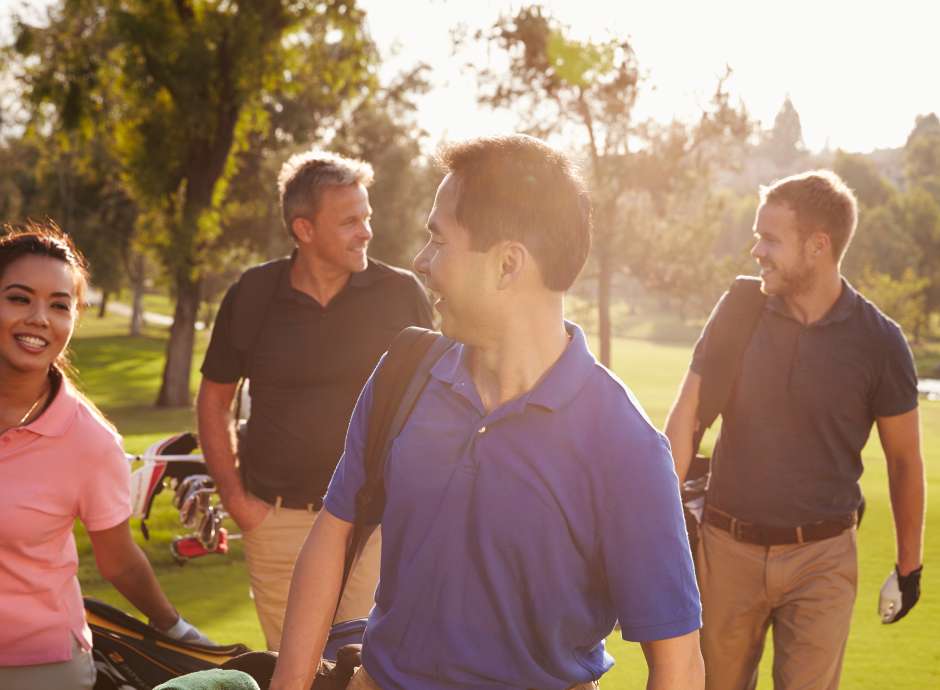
[691,280,918,527]
[326,323,701,690]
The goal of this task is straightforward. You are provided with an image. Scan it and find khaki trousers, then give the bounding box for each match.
[696,523,857,690]
[242,504,381,651]
[0,635,96,690]
[347,665,599,690]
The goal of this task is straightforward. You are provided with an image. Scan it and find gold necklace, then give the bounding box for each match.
[17,384,49,427]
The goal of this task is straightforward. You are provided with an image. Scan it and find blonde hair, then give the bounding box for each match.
[277,149,374,237]
[760,170,858,261]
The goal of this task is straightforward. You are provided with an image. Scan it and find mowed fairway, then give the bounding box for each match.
[72,314,938,688]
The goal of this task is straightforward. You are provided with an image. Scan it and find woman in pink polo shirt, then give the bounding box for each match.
[0,224,209,690]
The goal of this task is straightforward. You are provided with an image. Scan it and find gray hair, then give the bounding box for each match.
[277,149,374,236]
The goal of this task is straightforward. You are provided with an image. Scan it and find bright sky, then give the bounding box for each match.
[3,0,938,153]
[360,0,940,153]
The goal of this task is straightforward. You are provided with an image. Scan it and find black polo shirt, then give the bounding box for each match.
[201,256,433,506]
[691,280,917,527]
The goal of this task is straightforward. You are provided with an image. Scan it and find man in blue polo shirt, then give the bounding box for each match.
[271,135,703,690]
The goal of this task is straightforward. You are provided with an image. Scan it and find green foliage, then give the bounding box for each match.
[858,268,929,341]
[833,150,896,208]
[905,113,940,189]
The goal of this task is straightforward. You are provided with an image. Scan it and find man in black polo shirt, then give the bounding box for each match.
[197,149,432,650]
[665,170,925,690]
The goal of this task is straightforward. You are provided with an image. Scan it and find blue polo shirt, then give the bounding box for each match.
[325,323,701,690]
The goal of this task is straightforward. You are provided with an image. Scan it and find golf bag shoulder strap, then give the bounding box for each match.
[230,256,291,354]
[343,327,452,583]
[693,276,767,453]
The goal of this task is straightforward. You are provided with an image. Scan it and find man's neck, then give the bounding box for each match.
[469,297,569,413]
[783,268,844,325]
[289,250,355,307]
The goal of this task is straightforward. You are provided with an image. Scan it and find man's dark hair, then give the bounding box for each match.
[435,135,592,291]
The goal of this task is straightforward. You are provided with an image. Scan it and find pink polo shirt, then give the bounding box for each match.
[0,377,130,666]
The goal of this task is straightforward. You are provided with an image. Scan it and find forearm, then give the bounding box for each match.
[664,371,702,482]
[106,544,178,630]
[887,454,925,574]
[272,512,352,690]
[196,385,243,499]
[642,632,705,690]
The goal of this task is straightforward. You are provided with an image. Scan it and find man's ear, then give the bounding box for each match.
[809,231,831,259]
[292,217,314,243]
[496,241,527,290]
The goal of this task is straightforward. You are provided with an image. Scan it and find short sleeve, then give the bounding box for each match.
[597,426,702,642]
[323,357,381,523]
[872,322,918,418]
[200,284,244,384]
[689,291,728,375]
[78,430,132,532]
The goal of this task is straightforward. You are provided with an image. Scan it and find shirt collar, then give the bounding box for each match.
[766,277,858,326]
[22,374,79,437]
[429,321,596,413]
[276,253,383,302]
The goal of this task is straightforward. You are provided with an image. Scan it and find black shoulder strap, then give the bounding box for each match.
[231,257,291,354]
[692,276,767,454]
[341,327,453,588]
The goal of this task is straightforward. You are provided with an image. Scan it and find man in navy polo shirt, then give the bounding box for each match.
[665,171,925,690]
[271,135,703,690]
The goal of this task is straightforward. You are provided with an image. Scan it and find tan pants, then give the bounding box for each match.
[696,523,858,690]
[242,504,381,651]
[347,665,599,690]
[0,635,96,690]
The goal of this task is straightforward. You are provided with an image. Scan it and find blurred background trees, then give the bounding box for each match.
[2,0,939,402]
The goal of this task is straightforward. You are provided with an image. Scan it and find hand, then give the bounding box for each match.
[879,564,923,623]
[158,615,215,646]
[220,486,271,532]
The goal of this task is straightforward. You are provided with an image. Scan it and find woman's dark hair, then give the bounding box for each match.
[0,220,90,377]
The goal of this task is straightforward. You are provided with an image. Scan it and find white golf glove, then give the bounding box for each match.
[162,615,215,646]
[878,565,922,624]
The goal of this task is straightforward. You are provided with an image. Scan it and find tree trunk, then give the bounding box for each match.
[129,254,146,337]
[156,273,201,407]
[97,291,109,318]
[597,245,612,367]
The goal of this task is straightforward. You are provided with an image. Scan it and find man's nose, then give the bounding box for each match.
[413,245,429,277]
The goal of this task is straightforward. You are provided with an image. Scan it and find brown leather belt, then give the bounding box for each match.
[704,505,855,546]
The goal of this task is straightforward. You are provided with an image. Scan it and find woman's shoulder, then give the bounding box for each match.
[61,382,123,456]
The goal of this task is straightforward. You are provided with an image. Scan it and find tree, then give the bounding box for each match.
[764,96,805,168]
[465,5,751,364]
[832,150,895,208]
[904,113,940,201]
[12,0,378,405]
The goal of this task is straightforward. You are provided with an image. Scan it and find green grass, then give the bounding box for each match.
[70,312,939,686]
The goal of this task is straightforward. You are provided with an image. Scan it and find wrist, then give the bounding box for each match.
[151,610,181,633]
[897,562,923,578]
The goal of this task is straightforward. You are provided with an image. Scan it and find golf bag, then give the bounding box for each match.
[86,597,250,690]
[87,598,368,690]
